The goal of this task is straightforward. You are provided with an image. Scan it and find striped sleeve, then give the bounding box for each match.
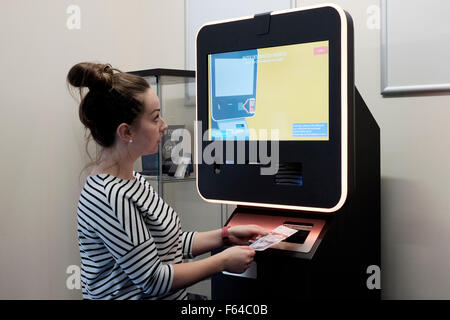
[83,177,174,297]
[116,239,174,297]
[181,231,196,259]
[134,171,197,260]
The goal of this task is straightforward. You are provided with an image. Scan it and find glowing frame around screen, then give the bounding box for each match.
[195,3,348,213]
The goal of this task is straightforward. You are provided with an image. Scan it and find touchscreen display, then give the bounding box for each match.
[208,40,329,141]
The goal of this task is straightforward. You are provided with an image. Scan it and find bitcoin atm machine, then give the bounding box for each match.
[196,4,380,299]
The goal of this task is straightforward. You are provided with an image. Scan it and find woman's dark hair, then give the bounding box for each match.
[67,62,150,148]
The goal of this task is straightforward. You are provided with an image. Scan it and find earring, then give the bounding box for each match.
[129,139,133,143]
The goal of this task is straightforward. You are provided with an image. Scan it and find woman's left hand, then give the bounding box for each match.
[228,225,268,245]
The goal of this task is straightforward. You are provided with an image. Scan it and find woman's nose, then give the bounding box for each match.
[161,117,168,133]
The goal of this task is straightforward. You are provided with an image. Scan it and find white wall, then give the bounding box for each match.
[0,0,185,299]
[299,0,450,299]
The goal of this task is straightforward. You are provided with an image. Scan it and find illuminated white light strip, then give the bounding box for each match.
[195,3,348,213]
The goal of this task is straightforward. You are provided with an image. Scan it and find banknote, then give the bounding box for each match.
[272,225,299,238]
[250,224,298,251]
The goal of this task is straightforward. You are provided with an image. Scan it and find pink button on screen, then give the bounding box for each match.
[314,46,328,55]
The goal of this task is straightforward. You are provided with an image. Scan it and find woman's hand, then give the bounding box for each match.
[220,246,256,274]
[228,224,268,245]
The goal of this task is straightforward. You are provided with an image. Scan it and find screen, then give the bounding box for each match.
[208,40,329,141]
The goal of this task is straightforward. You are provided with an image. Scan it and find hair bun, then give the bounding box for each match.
[67,62,114,91]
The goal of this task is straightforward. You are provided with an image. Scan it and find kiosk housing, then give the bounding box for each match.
[196,4,380,299]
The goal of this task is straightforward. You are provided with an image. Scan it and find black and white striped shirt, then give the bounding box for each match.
[77,171,196,300]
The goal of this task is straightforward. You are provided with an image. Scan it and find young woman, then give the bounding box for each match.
[67,62,267,300]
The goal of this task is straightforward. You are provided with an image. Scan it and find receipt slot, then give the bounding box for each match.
[196,4,380,299]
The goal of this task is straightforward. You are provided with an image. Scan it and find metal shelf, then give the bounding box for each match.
[142,174,196,183]
[128,69,195,85]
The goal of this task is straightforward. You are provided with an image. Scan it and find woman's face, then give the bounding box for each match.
[132,88,167,155]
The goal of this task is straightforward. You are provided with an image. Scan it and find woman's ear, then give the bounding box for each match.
[116,123,133,143]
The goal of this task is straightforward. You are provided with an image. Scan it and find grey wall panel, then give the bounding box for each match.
[381,0,450,94]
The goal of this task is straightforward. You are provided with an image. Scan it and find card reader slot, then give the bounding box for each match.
[282,221,313,244]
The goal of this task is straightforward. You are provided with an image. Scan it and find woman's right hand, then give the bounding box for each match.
[220,246,255,274]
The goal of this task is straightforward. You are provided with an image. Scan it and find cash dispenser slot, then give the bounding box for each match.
[227,212,326,254]
[273,219,324,254]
